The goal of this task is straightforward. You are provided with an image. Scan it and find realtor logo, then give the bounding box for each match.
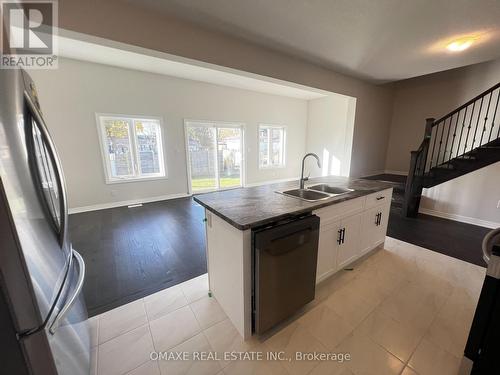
[1,0,58,68]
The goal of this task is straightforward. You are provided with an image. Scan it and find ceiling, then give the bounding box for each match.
[58,32,328,100]
[125,0,500,83]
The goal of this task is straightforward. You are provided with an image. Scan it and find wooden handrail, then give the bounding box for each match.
[404,82,500,218]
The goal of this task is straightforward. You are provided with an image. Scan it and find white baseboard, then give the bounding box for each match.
[419,208,500,229]
[359,170,385,178]
[69,177,302,214]
[68,193,190,214]
[68,178,299,214]
[384,170,408,176]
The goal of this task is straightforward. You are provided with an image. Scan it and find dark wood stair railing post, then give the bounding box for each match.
[403,118,434,217]
[403,150,420,217]
[422,117,434,170]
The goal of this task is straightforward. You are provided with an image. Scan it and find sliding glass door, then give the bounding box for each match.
[217,127,243,189]
[185,121,243,193]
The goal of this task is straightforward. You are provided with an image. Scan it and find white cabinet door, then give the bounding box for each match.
[337,213,362,269]
[373,203,390,246]
[360,203,390,254]
[360,207,379,254]
[316,220,341,282]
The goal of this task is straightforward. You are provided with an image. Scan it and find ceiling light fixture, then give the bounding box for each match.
[446,36,478,52]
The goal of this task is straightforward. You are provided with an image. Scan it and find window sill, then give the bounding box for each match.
[192,185,243,194]
[258,165,286,170]
[105,175,167,185]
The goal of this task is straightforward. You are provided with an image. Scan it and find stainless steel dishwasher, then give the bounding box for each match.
[252,214,320,334]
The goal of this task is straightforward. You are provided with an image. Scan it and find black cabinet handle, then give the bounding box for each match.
[337,228,346,244]
[376,196,385,201]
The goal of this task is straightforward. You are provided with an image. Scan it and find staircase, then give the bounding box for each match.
[403,82,500,217]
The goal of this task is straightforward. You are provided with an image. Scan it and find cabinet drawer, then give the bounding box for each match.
[364,188,393,209]
[313,197,364,226]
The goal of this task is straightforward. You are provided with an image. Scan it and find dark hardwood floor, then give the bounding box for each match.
[70,197,207,317]
[362,174,489,267]
[73,177,489,316]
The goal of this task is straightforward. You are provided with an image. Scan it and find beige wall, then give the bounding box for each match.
[384,59,500,226]
[30,58,309,209]
[58,0,394,178]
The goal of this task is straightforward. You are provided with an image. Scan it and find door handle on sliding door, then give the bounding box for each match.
[49,249,85,334]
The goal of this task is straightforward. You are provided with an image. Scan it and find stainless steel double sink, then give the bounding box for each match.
[277,184,354,202]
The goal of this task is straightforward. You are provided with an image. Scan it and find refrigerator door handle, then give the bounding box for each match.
[24,91,69,248]
[49,250,85,334]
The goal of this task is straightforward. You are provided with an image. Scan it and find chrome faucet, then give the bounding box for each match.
[300,153,322,189]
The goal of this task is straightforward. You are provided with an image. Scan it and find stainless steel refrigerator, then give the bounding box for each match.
[0,68,90,374]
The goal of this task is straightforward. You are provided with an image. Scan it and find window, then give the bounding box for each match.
[97,115,165,183]
[259,125,285,168]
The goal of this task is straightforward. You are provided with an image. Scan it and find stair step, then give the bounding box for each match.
[453,155,477,160]
[469,145,500,154]
[431,165,455,172]
[455,155,477,160]
[442,144,500,166]
[449,160,475,167]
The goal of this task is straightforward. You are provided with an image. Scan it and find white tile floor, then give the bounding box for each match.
[89,237,485,375]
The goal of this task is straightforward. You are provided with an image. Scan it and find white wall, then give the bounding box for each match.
[384,59,500,226]
[30,57,309,209]
[59,0,395,179]
[305,95,356,178]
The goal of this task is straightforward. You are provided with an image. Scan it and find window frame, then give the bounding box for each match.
[96,113,167,184]
[184,119,246,194]
[258,124,287,169]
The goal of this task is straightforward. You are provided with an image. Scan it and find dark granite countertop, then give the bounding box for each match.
[193,176,394,230]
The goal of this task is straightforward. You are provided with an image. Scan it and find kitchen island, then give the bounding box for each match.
[194,176,393,339]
